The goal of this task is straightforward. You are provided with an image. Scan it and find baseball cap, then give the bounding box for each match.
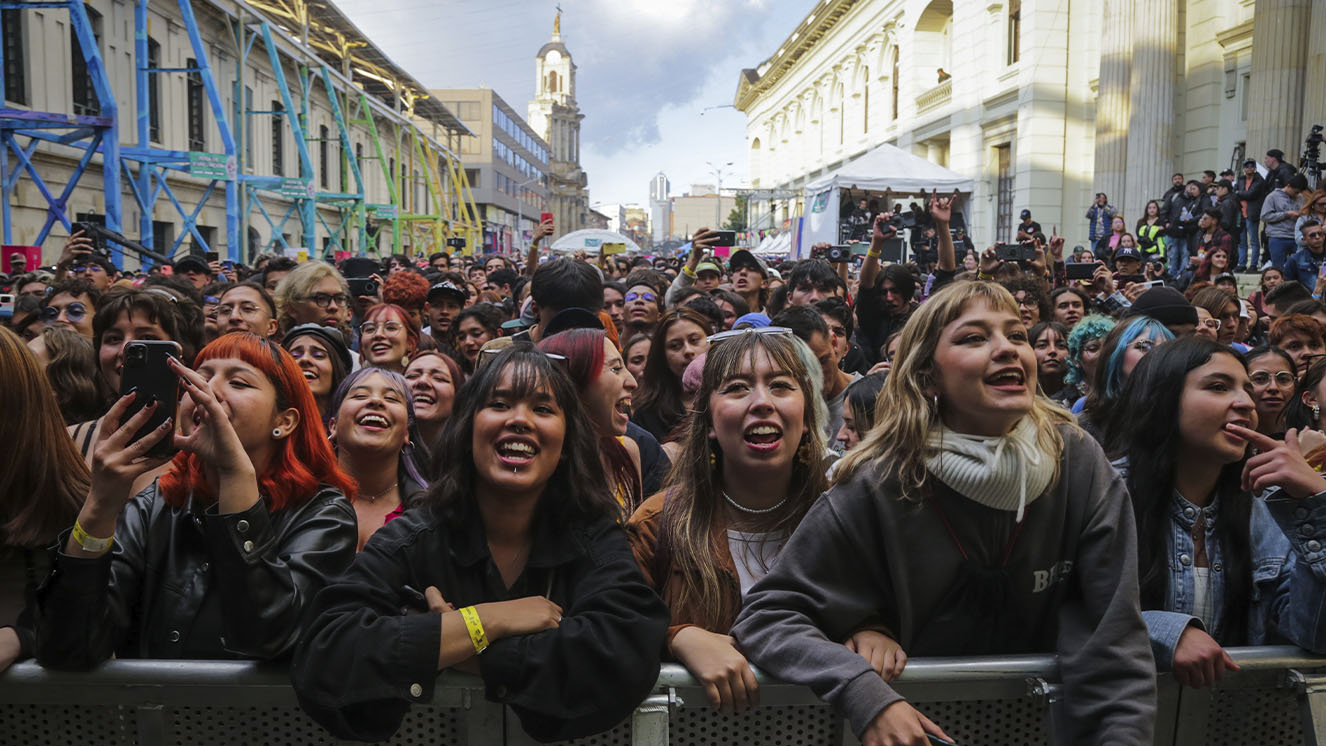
[173,255,210,275]
[728,249,768,277]
[1114,247,1142,263]
[695,261,722,277]
[1124,286,1198,328]
[1243,158,1257,167]
[1020,209,1032,219]
[427,280,467,303]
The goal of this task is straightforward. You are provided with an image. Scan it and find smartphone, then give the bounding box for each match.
[0,293,13,320]
[1065,262,1096,281]
[119,340,182,460]
[205,251,219,263]
[711,230,737,247]
[1141,279,1166,290]
[540,212,554,230]
[1115,273,1146,286]
[995,243,1034,264]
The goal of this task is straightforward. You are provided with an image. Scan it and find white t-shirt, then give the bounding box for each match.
[726,530,787,597]
[1192,567,1215,630]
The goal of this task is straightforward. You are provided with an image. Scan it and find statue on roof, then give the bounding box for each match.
[554,4,561,35]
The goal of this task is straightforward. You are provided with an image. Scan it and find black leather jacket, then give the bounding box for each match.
[34,482,356,669]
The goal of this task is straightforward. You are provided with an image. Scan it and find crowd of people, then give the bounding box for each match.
[1,172,1324,746]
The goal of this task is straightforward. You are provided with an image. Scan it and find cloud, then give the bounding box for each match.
[573,0,770,153]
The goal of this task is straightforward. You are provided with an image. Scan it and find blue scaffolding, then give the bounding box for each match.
[0,0,122,258]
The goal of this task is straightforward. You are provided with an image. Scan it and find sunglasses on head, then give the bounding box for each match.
[707,326,794,345]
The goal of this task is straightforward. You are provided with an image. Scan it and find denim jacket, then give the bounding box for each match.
[1143,489,1326,668]
[1282,247,1324,291]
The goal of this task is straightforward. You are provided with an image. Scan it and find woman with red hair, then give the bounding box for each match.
[34,332,357,667]
[382,271,430,331]
[359,303,419,374]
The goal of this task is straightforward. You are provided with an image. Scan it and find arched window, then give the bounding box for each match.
[548,70,559,93]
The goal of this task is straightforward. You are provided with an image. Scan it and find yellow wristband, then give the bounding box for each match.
[459,606,489,654]
[682,265,696,278]
[867,250,882,259]
[72,520,113,553]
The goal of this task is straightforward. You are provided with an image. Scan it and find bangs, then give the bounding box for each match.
[702,332,813,394]
[494,356,556,401]
[195,331,287,373]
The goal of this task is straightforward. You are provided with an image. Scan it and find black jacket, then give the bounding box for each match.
[291,502,669,743]
[1218,193,1243,235]
[855,287,913,365]
[1268,161,1298,193]
[1236,172,1268,223]
[33,483,356,669]
[1160,184,1185,223]
[1165,193,1201,238]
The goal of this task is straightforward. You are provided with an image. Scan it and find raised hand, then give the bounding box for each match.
[169,356,253,476]
[87,391,176,512]
[928,188,958,225]
[1229,425,1326,498]
[1048,226,1065,261]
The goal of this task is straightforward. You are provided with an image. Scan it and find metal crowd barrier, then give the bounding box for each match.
[0,646,1321,745]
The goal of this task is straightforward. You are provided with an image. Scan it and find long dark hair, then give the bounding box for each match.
[633,307,711,436]
[418,344,618,525]
[1286,355,1326,431]
[1112,336,1251,644]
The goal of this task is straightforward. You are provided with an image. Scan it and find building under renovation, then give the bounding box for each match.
[0,0,483,266]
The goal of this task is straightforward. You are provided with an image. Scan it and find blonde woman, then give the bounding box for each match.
[273,261,352,338]
[732,281,1156,746]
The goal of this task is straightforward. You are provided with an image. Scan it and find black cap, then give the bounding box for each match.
[427,280,467,303]
[1124,286,1198,328]
[542,307,604,338]
[727,249,768,277]
[173,255,210,275]
[281,323,353,371]
[1114,246,1142,263]
[1020,209,1031,219]
[1243,158,1257,167]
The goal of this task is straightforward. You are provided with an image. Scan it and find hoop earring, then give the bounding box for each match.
[272,428,282,438]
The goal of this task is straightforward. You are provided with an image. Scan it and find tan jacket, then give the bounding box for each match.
[625,491,741,645]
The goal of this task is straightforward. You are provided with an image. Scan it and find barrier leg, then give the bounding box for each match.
[1288,670,1326,746]
[631,692,672,746]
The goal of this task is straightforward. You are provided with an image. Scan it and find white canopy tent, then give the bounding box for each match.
[548,229,644,255]
[802,143,975,255]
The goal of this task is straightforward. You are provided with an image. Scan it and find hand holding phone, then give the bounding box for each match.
[119,341,182,460]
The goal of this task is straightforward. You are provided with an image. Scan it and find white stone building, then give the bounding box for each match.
[527,12,592,237]
[736,0,1325,249]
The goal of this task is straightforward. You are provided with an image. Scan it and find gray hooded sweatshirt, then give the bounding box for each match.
[732,424,1156,744]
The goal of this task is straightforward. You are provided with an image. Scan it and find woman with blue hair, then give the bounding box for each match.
[1054,315,1117,411]
[1078,315,1175,444]
[328,367,429,550]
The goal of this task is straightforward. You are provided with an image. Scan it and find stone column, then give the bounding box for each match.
[1122,0,1176,222]
[1302,1,1325,146]
[1093,0,1134,211]
[1246,0,1311,162]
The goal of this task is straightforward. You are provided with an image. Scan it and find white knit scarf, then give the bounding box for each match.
[924,417,1054,523]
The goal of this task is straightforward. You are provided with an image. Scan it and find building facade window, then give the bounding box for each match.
[995,144,1013,243]
[70,5,102,116]
[187,57,206,151]
[3,9,26,105]
[271,100,284,176]
[1007,0,1021,65]
[147,38,161,143]
[319,124,329,189]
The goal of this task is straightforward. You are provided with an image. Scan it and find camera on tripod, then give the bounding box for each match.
[1303,124,1323,189]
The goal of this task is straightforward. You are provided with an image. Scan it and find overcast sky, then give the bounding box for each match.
[333,0,809,208]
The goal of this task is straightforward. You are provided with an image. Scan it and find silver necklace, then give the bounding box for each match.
[359,482,398,503]
[722,490,787,515]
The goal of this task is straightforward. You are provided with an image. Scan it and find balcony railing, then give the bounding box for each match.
[916,78,953,114]
[0,646,1322,745]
